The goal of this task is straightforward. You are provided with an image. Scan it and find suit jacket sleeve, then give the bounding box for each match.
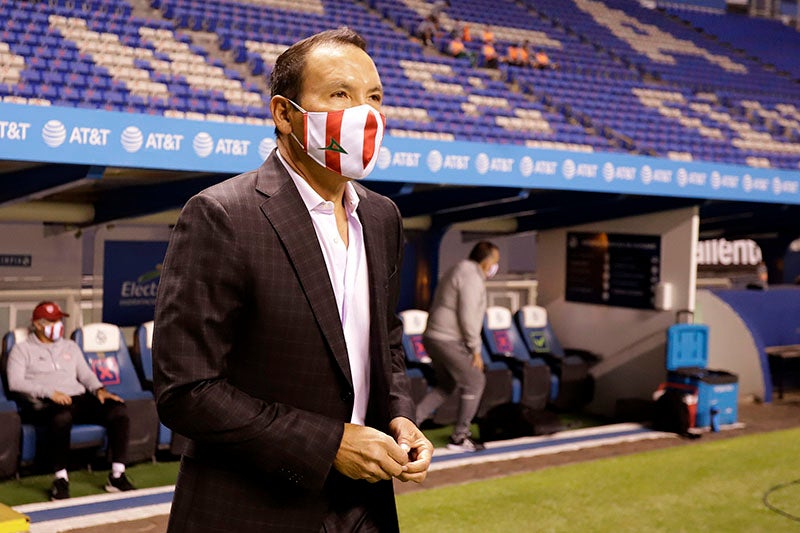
[153,192,343,492]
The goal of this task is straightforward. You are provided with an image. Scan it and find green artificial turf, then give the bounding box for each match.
[0,461,180,507]
[397,427,800,532]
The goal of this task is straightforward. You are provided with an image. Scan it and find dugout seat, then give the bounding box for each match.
[483,306,553,410]
[514,306,595,410]
[2,328,106,472]
[0,329,24,478]
[398,310,434,406]
[400,309,516,425]
[132,320,188,456]
[72,323,159,463]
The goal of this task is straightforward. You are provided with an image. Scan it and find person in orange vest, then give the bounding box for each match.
[481,26,494,44]
[461,22,471,42]
[506,42,530,66]
[506,44,521,65]
[448,35,467,58]
[482,41,499,68]
[534,49,557,69]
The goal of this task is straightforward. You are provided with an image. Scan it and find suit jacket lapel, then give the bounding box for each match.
[256,152,352,388]
[355,184,392,421]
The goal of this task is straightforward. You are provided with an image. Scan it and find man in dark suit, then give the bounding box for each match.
[153,27,433,532]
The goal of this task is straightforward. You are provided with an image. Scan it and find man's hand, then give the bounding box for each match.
[333,423,409,483]
[50,391,71,405]
[472,351,484,371]
[96,388,124,404]
[389,416,433,484]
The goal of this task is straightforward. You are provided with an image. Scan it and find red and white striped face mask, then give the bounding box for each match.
[287,99,386,180]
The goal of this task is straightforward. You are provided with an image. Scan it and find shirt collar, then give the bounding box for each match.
[276,148,360,215]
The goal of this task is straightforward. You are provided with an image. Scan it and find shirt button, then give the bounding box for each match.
[333,236,339,244]
[341,391,353,402]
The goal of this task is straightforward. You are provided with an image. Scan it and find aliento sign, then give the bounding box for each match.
[0,102,798,204]
[696,238,762,266]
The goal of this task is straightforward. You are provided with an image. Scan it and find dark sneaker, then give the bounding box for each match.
[446,435,486,452]
[50,478,70,500]
[105,472,136,492]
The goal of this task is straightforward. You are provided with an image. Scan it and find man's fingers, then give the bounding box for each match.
[383,437,410,466]
[334,424,410,482]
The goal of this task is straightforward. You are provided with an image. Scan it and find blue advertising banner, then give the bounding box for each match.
[0,102,798,204]
[102,240,168,327]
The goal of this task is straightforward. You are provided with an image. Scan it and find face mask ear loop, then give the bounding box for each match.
[284,97,307,151]
[289,131,306,151]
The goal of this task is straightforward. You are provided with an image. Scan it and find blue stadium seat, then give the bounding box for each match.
[398,310,433,407]
[72,323,159,462]
[514,306,596,410]
[483,306,554,410]
[132,321,187,456]
[400,308,516,424]
[0,329,24,478]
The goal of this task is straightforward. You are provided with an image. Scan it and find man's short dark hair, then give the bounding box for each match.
[270,27,368,105]
[468,241,498,263]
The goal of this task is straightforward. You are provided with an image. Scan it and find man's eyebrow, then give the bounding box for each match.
[324,80,383,93]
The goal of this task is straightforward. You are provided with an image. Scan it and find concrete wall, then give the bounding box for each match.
[695,289,763,401]
[438,229,537,278]
[537,207,699,416]
[0,221,171,338]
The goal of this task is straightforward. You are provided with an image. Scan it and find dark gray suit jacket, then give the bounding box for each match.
[153,151,415,532]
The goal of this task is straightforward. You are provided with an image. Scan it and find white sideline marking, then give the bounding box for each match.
[14,485,175,513]
[28,503,172,533]
[429,423,677,471]
[16,486,175,533]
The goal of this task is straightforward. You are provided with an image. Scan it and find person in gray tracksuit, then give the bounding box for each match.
[415,241,500,451]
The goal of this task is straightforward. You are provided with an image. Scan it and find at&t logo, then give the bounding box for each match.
[0,120,30,141]
[519,156,533,177]
[258,137,276,160]
[42,120,67,147]
[122,126,184,153]
[427,150,443,172]
[193,132,214,157]
[562,159,576,179]
[602,162,614,182]
[193,132,250,157]
[640,165,653,185]
[120,126,143,153]
[475,153,490,174]
[376,146,392,169]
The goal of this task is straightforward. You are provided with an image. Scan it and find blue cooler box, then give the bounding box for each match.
[666,324,738,428]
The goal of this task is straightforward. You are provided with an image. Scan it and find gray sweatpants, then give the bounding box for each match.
[414,336,486,439]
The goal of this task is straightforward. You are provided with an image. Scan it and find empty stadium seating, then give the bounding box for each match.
[0,0,795,169]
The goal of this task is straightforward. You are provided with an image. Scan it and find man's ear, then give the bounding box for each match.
[270,96,294,136]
